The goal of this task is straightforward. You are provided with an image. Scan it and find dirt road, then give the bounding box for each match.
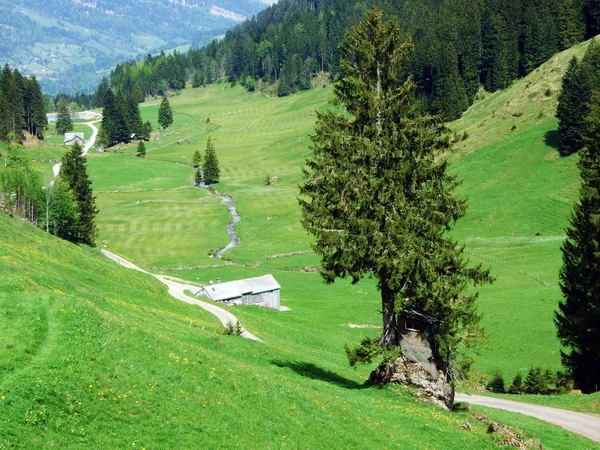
[455,393,600,443]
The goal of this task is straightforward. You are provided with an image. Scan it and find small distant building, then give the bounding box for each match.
[64,132,85,146]
[195,274,280,309]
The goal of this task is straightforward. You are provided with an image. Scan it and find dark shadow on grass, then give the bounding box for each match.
[272,360,373,390]
[544,130,562,152]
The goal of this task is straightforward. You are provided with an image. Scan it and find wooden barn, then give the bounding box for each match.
[195,274,280,309]
[64,132,85,146]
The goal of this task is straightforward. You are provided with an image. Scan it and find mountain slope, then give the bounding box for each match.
[0,0,270,93]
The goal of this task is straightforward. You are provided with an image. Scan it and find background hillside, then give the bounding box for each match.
[0,0,272,93]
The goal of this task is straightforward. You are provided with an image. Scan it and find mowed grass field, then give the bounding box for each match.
[85,40,585,384]
[2,203,599,448]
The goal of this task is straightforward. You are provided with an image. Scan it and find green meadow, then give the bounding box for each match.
[2,38,600,448]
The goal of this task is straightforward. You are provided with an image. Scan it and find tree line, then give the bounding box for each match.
[99,89,153,147]
[0,64,47,142]
[96,0,600,121]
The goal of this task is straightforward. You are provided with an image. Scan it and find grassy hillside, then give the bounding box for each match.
[3,193,600,448]
[84,38,589,383]
[3,36,600,448]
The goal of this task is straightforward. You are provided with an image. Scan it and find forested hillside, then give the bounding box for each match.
[0,0,271,93]
[104,0,600,120]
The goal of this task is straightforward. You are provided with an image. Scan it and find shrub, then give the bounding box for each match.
[508,372,523,394]
[488,370,505,393]
[524,367,548,394]
[555,370,574,394]
[310,71,331,90]
[223,321,243,336]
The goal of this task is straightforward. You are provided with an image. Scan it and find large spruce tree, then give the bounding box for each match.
[158,96,173,129]
[300,9,492,381]
[557,56,591,155]
[202,136,220,184]
[556,94,600,393]
[60,142,98,246]
[101,89,128,146]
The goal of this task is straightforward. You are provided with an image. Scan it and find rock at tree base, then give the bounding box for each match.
[369,356,454,409]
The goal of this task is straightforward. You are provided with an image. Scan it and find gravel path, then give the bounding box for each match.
[101,249,262,342]
[455,393,600,443]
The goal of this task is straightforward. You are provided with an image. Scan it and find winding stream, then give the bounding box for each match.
[206,186,242,258]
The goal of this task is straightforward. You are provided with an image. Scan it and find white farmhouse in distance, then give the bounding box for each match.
[195,274,280,309]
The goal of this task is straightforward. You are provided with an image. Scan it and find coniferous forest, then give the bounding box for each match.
[94,0,600,121]
[0,64,47,142]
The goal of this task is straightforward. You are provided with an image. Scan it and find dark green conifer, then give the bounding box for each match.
[158,96,173,129]
[558,0,586,50]
[508,372,524,394]
[202,136,220,184]
[60,142,98,246]
[23,76,47,138]
[0,93,10,141]
[0,65,26,134]
[55,97,73,135]
[101,89,128,146]
[488,370,506,393]
[136,141,146,158]
[557,56,591,154]
[142,121,153,141]
[430,45,469,121]
[192,150,202,167]
[556,94,600,393]
[192,71,203,88]
[300,8,492,388]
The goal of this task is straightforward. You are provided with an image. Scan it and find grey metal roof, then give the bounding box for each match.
[196,274,280,301]
[64,132,84,143]
[198,283,243,301]
[243,275,280,293]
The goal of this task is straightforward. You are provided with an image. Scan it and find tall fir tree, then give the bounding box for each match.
[556,94,600,393]
[558,0,586,50]
[45,180,78,241]
[0,65,26,134]
[60,142,98,246]
[55,97,73,135]
[557,56,591,154]
[158,96,174,129]
[101,89,128,146]
[299,9,492,397]
[23,76,47,138]
[202,136,220,184]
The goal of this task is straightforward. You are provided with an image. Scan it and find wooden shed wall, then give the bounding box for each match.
[243,290,280,309]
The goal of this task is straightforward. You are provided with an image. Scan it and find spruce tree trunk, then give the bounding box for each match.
[380,278,398,346]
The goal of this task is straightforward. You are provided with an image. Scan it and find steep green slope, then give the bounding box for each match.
[6,212,597,448]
